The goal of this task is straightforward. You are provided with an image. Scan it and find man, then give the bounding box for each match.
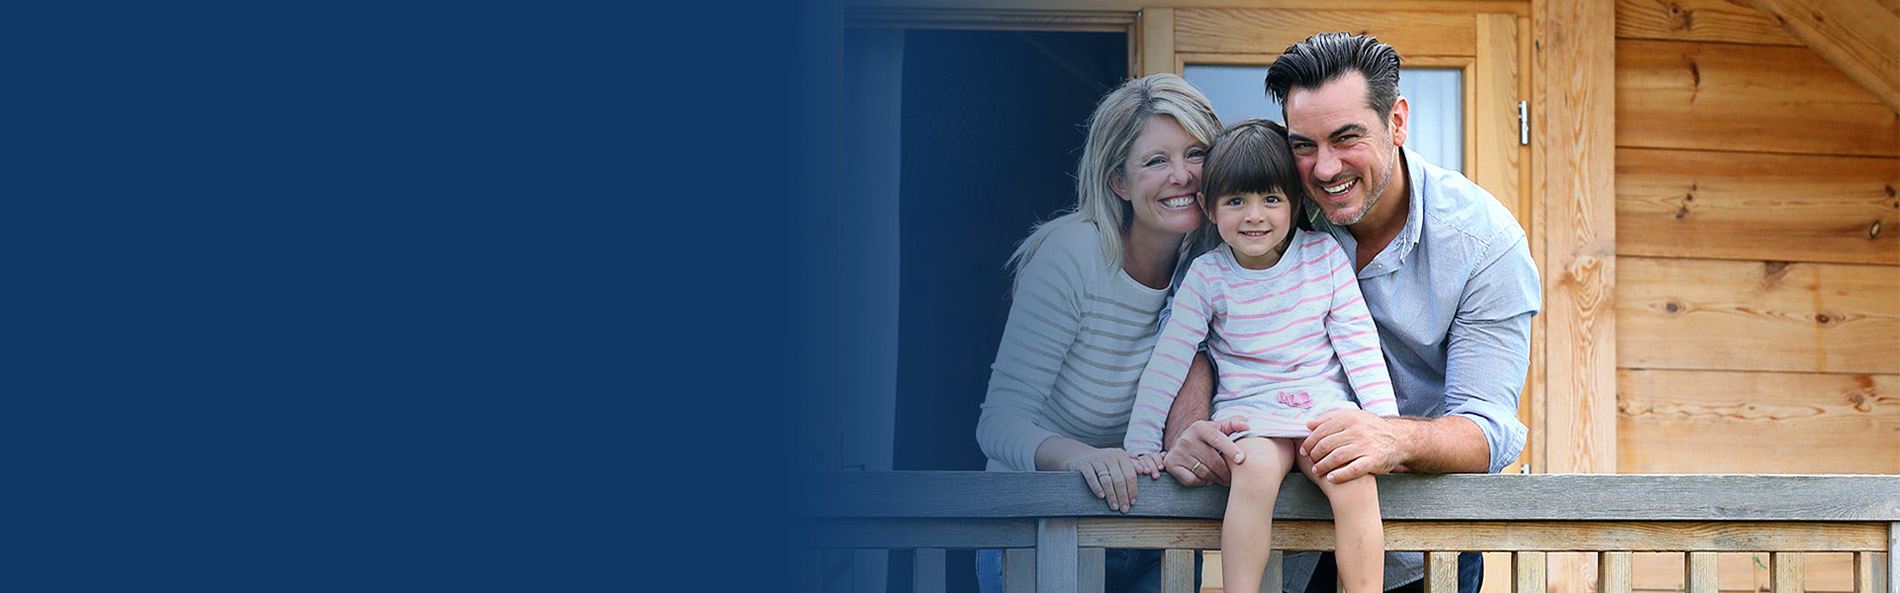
[1158,32,1541,593]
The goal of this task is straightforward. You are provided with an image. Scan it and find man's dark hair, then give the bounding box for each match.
[1264,32,1404,121]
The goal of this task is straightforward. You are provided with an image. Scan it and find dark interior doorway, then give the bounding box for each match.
[892,27,1127,592]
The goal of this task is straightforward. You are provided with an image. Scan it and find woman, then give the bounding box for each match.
[974,72,1222,593]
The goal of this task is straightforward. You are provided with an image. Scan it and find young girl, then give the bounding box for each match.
[1123,119,1396,593]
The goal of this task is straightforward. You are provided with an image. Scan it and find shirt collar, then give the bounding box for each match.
[1306,146,1428,277]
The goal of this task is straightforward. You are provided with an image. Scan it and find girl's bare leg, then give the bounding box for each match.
[1297,451,1384,593]
[1222,437,1297,593]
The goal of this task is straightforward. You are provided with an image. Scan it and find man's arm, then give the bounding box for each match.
[1160,351,1213,449]
[1159,352,1248,486]
[1302,412,1489,482]
[1306,233,1540,481]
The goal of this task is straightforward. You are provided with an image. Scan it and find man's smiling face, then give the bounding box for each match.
[1283,71,1408,227]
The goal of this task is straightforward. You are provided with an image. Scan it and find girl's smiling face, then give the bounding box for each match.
[1206,189,1294,270]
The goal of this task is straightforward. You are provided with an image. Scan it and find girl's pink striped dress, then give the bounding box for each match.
[1124,230,1399,455]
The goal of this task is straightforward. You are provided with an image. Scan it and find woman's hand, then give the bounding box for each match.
[1063,448,1145,513]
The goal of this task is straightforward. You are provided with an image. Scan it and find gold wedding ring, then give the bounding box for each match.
[1190,459,1205,472]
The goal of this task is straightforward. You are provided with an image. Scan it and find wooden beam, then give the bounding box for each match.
[1079,547,1106,593]
[1005,548,1035,593]
[1616,39,1900,158]
[1617,369,1900,474]
[1600,551,1634,593]
[845,8,1134,31]
[1749,0,1900,114]
[914,548,947,593]
[1616,257,1900,375]
[1039,518,1078,593]
[802,471,1900,520]
[1174,9,1479,56]
[1614,148,1900,266]
[1684,552,1718,593]
[1426,551,1460,593]
[1136,7,1172,76]
[845,0,1531,16]
[1069,519,1892,551]
[802,517,1037,548]
[1632,552,1864,592]
[1616,0,1803,46]
[1514,551,1548,593]
[1770,551,1805,593]
[1160,549,1194,593]
[1535,38,1618,593]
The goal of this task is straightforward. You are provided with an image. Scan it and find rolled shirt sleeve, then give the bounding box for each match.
[1444,234,1540,473]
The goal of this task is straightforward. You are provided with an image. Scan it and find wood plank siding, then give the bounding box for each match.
[1612,0,1900,482]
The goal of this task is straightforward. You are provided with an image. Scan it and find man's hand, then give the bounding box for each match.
[1162,418,1249,486]
[1301,409,1409,483]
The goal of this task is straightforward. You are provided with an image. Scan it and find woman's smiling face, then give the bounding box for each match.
[1112,115,1209,240]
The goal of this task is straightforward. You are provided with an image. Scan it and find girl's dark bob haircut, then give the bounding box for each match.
[1199,118,1308,229]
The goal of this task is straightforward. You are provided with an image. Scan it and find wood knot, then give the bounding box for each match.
[1763,260,1791,278]
[1669,4,1695,31]
[1663,301,1681,314]
[1815,313,1832,324]
[1872,220,1884,240]
[1849,392,1874,412]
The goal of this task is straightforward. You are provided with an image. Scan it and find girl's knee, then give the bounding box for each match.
[1323,474,1380,504]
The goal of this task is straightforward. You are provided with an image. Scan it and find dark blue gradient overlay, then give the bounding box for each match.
[5,2,833,590]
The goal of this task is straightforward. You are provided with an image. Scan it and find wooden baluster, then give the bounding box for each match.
[820,549,855,593]
[1161,549,1195,593]
[1078,548,1105,593]
[1514,551,1547,593]
[1425,552,1459,593]
[1598,552,1632,593]
[913,548,945,593]
[1852,551,1881,593]
[1005,548,1036,593]
[803,550,824,593]
[1262,550,1283,593]
[1771,552,1804,593]
[1039,518,1078,593]
[1889,523,1898,593]
[1685,552,1717,593]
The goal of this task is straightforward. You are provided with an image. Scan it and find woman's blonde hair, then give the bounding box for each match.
[1006,73,1223,283]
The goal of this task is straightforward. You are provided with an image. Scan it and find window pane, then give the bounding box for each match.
[1183,65,1463,173]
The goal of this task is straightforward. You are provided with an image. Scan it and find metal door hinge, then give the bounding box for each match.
[1516,100,1529,145]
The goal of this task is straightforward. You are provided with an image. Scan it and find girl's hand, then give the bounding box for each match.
[1132,452,1166,479]
[1063,447,1143,513]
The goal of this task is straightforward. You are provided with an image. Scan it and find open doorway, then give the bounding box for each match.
[851,27,1127,593]
[894,29,1128,473]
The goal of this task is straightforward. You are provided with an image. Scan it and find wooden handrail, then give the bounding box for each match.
[802,471,1900,521]
[799,471,1900,593]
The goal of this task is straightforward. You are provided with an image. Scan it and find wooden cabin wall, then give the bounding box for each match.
[1611,0,1899,476]
[1612,2,1898,591]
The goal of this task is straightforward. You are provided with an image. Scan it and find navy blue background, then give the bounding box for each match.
[7,2,820,589]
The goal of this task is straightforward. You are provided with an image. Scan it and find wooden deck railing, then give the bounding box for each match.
[800,471,1900,593]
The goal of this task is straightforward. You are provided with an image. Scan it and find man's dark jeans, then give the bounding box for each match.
[1304,551,1483,593]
